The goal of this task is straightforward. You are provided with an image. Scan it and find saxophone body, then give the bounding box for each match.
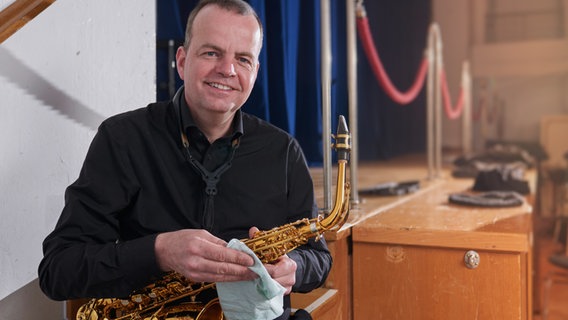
[76,116,351,320]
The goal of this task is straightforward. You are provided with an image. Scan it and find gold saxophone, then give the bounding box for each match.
[76,115,351,320]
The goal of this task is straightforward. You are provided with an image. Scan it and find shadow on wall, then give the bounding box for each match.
[0,279,61,319]
[0,47,102,319]
[0,47,104,131]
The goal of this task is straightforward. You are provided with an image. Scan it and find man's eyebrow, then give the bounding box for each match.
[199,43,222,52]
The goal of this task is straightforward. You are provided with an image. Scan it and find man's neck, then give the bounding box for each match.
[190,109,235,143]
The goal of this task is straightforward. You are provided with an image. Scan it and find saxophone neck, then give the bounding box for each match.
[318,161,349,231]
[313,115,351,232]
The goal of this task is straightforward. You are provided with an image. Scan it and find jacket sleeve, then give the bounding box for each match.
[38,121,162,301]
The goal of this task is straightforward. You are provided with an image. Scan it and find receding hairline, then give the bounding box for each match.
[183,0,264,50]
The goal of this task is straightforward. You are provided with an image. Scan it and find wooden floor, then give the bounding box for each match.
[533,217,568,320]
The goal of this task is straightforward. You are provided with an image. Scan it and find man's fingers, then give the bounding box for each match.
[264,255,296,294]
[194,229,228,247]
[203,242,254,267]
[181,255,256,282]
[155,229,255,281]
[248,226,260,238]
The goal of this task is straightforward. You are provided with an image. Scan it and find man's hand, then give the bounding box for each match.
[265,255,297,294]
[249,227,297,294]
[155,229,256,282]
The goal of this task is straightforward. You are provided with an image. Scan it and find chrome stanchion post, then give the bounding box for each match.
[462,61,472,157]
[321,0,333,212]
[347,0,359,205]
[434,26,443,178]
[426,24,436,180]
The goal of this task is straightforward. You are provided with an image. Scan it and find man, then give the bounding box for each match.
[38,0,332,319]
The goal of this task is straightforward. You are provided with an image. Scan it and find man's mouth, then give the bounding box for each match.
[207,82,233,91]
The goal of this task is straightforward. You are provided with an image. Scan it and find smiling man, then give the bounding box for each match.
[38,0,332,319]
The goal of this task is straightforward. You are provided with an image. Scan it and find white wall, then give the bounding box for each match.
[432,0,471,150]
[433,0,568,152]
[0,0,16,11]
[0,0,155,312]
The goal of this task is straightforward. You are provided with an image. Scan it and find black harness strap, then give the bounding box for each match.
[180,132,239,230]
[174,86,240,231]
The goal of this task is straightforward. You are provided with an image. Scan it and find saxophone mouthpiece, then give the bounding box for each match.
[335,115,351,161]
[337,115,348,135]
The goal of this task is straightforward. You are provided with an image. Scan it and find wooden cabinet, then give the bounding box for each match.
[314,160,441,320]
[353,244,529,319]
[352,178,533,320]
[322,234,351,320]
[291,288,340,320]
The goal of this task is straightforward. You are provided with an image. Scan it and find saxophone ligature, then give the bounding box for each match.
[76,115,351,320]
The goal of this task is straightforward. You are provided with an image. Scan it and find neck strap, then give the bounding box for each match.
[175,87,240,230]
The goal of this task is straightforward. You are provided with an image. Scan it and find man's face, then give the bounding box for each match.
[176,5,262,117]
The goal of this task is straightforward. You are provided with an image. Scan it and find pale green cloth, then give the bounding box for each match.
[216,239,286,320]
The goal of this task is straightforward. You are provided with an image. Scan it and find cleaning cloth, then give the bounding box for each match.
[216,239,286,320]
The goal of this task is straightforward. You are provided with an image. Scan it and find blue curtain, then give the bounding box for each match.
[243,0,348,165]
[156,0,430,164]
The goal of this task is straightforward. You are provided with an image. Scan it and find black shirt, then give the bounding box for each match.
[38,95,332,315]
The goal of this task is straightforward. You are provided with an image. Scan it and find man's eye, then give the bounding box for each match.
[205,51,218,57]
[239,57,252,65]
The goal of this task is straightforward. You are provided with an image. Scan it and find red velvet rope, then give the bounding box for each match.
[440,69,465,119]
[356,14,428,105]
[357,12,466,120]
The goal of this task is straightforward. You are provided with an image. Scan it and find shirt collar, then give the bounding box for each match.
[178,88,244,141]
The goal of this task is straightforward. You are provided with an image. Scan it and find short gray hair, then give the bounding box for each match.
[183,0,264,50]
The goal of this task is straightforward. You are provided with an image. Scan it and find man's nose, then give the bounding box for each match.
[217,58,236,77]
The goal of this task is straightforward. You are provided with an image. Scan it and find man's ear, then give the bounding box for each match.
[175,46,187,80]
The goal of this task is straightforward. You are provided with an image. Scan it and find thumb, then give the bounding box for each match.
[248,226,260,239]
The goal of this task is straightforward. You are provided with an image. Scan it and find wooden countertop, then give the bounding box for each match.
[312,156,534,249]
[352,177,533,252]
[312,155,440,241]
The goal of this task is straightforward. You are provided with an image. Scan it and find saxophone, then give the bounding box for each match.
[76,115,351,320]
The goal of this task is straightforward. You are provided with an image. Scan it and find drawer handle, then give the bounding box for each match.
[464,250,480,269]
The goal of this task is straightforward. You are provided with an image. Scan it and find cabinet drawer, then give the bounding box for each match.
[353,243,525,320]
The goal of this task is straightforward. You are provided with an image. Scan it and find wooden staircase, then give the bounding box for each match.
[0,0,55,43]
